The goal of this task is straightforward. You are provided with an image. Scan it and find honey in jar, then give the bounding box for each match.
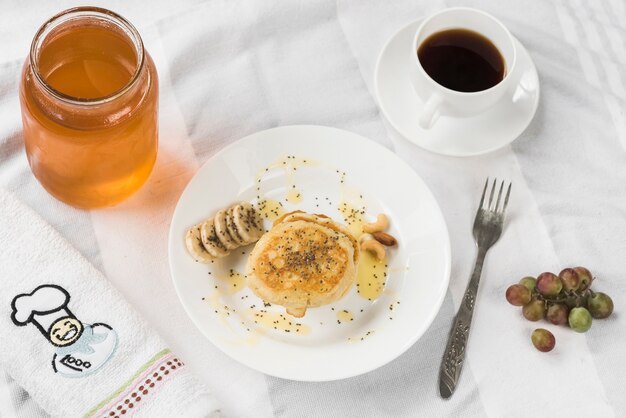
[20,7,159,208]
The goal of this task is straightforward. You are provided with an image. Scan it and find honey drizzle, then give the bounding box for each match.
[247,309,311,335]
[222,269,246,294]
[257,198,285,221]
[336,309,354,324]
[286,189,303,204]
[338,201,366,238]
[356,251,388,301]
[254,155,318,207]
[205,291,236,331]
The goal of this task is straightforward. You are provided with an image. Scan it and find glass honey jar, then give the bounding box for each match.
[20,7,159,208]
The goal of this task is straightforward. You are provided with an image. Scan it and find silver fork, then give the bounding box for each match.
[439,178,512,399]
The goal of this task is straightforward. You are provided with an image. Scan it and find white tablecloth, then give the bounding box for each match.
[1,0,625,417]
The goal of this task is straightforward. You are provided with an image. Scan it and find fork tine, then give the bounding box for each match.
[494,180,504,212]
[478,178,488,209]
[502,182,512,214]
[487,178,497,210]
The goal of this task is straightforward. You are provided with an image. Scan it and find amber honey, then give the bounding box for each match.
[20,7,158,208]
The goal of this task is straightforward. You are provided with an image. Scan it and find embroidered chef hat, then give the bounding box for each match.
[11,285,77,339]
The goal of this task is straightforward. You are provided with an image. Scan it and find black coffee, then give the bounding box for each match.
[417,29,505,92]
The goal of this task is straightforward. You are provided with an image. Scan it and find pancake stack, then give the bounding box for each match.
[185,202,264,263]
[246,211,360,318]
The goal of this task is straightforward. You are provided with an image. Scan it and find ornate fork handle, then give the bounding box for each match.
[439,246,487,399]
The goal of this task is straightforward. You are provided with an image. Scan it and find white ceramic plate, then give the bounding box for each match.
[375,19,540,157]
[169,125,450,381]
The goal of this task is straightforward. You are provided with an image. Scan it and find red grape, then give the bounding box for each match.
[531,328,555,352]
[559,268,580,292]
[518,276,536,292]
[506,284,531,306]
[523,299,546,321]
[536,272,563,297]
[574,267,593,291]
[546,303,569,325]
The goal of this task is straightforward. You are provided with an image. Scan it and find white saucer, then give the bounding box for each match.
[374,19,540,157]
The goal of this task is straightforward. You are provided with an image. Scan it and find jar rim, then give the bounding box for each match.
[29,6,145,106]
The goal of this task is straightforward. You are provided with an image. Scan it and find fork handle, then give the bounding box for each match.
[438,246,487,399]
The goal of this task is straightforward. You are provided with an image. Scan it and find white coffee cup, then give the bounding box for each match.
[410,8,517,129]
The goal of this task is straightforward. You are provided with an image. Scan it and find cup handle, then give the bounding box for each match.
[419,94,443,130]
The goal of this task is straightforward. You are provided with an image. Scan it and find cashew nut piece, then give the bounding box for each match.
[362,214,389,233]
[360,233,386,261]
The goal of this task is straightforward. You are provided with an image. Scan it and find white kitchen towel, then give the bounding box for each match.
[0,188,220,418]
[1,0,626,417]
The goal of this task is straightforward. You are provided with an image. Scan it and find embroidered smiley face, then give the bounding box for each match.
[49,316,83,347]
[11,284,118,377]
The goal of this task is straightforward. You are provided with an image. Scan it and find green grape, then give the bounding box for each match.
[536,272,563,297]
[574,267,593,291]
[506,284,531,306]
[559,268,580,292]
[523,299,546,321]
[587,292,614,319]
[531,328,555,352]
[568,307,592,332]
[518,276,536,293]
[546,303,569,325]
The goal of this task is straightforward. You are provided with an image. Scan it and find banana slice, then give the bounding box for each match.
[233,202,264,244]
[200,218,230,258]
[226,207,247,246]
[185,224,214,263]
[214,208,239,250]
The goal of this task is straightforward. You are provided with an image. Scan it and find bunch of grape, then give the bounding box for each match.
[505,267,614,352]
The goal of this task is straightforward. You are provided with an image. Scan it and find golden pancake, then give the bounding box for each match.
[274,211,360,263]
[246,217,358,317]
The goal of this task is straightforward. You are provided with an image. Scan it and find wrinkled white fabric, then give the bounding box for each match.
[0,0,624,417]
